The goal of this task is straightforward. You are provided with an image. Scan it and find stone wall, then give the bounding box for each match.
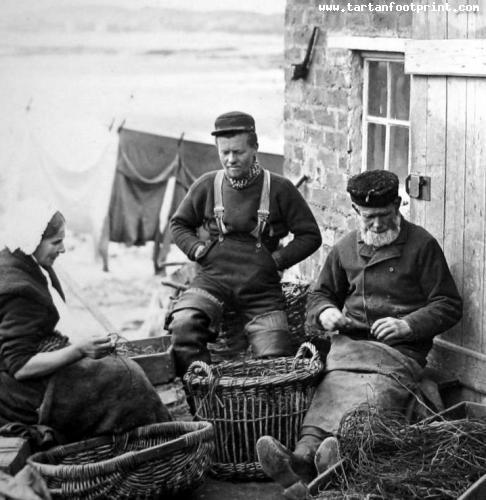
[284,0,412,281]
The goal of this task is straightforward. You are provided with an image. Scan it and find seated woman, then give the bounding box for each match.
[0,199,170,444]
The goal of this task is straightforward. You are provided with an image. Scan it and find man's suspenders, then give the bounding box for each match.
[213,169,271,248]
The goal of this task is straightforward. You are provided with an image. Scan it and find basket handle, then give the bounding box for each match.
[184,360,219,397]
[185,360,214,381]
[184,360,222,411]
[292,342,320,370]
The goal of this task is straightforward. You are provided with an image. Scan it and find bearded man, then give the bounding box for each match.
[257,169,462,499]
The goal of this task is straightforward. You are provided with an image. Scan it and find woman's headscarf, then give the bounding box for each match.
[1,198,63,255]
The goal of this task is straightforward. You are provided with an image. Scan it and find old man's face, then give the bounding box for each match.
[354,200,401,247]
[217,133,256,180]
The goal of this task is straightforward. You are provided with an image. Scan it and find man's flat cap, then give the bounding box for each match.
[211,111,256,136]
[347,169,399,207]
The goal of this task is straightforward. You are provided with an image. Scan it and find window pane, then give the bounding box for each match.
[367,61,387,117]
[389,125,409,180]
[367,123,386,170]
[390,62,410,120]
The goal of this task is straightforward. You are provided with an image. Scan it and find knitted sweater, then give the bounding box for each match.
[170,169,322,270]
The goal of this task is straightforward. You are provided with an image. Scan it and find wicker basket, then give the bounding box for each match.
[282,280,311,346]
[183,342,324,480]
[28,421,215,500]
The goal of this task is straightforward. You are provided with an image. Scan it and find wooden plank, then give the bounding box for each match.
[0,437,30,475]
[409,0,447,248]
[447,0,470,39]
[429,338,486,394]
[463,78,486,353]
[478,80,486,355]
[468,0,486,358]
[467,0,486,40]
[459,474,486,500]
[423,77,446,244]
[411,0,449,39]
[405,40,486,76]
[408,76,428,228]
[411,0,429,39]
[326,36,410,52]
[442,77,466,346]
[424,0,447,243]
[425,0,448,38]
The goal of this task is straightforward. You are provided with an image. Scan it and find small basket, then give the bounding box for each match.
[184,342,324,480]
[28,421,215,499]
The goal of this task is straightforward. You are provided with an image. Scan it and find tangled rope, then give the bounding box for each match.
[316,404,486,499]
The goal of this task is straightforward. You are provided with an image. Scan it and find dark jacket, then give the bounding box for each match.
[0,249,63,424]
[0,249,170,434]
[170,169,322,270]
[307,218,462,366]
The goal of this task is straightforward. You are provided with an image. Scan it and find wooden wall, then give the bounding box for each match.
[408,0,486,397]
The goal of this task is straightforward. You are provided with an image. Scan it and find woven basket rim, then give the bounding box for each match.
[185,360,324,389]
[27,420,213,478]
[184,342,324,390]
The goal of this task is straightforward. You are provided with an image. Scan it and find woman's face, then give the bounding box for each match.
[33,225,66,268]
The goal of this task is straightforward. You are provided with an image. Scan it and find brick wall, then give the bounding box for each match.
[285,0,412,281]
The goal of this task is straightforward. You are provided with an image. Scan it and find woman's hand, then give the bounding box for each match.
[15,334,115,380]
[73,335,114,359]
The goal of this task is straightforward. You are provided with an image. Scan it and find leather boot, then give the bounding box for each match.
[314,436,341,474]
[256,436,316,497]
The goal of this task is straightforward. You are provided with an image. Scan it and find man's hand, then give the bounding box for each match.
[73,335,114,359]
[370,317,413,341]
[318,308,352,331]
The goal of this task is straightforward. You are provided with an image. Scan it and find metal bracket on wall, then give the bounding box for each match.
[295,174,309,189]
[291,27,320,81]
[405,174,431,201]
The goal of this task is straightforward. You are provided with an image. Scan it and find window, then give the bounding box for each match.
[362,53,411,184]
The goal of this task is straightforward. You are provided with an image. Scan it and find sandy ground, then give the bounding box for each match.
[56,230,187,341]
[0,28,286,339]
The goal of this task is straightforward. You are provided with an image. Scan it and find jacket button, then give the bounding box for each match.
[389,267,395,272]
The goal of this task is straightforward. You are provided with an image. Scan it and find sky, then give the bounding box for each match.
[2,0,286,16]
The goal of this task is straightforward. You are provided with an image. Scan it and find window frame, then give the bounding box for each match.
[361,51,411,174]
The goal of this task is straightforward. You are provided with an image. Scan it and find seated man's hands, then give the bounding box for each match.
[370,317,413,341]
[73,334,114,359]
[318,307,352,331]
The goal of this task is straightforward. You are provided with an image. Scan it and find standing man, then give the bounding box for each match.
[257,169,462,499]
[168,111,322,375]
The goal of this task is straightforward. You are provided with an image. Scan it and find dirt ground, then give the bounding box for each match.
[57,230,184,341]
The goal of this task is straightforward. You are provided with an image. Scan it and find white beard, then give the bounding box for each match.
[360,215,401,248]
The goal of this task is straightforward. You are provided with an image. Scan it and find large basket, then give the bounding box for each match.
[183,342,324,480]
[28,421,215,499]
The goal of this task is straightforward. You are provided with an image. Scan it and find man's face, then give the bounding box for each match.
[217,133,257,179]
[33,225,66,268]
[354,200,401,247]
